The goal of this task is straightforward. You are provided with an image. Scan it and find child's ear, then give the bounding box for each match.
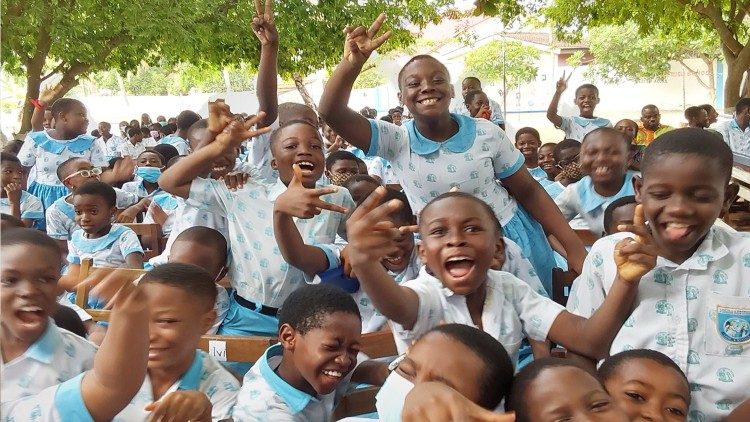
[278,323,297,351]
[270,158,278,170]
[492,237,506,270]
[633,175,643,203]
[721,182,740,217]
[200,308,217,334]
[397,92,403,105]
[417,242,427,263]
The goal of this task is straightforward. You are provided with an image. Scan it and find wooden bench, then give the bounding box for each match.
[123,223,163,260]
[74,258,146,321]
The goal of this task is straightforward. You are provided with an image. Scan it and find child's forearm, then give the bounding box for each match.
[30,104,45,132]
[8,201,21,219]
[159,142,225,198]
[60,264,81,291]
[546,91,563,127]
[272,211,330,276]
[350,258,420,329]
[551,276,638,359]
[257,42,278,128]
[124,252,144,269]
[318,61,373,151]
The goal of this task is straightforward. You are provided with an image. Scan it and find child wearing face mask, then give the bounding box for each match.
[122,150,166,198]
[325,150,361,186]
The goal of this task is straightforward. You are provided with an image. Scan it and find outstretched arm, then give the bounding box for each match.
[546,71,570,128]
[253,0,278,128]
[318,14,391,152]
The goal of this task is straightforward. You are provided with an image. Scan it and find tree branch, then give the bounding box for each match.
[681,0,744,56]
[41,61,67,82]
[677,59,711,90]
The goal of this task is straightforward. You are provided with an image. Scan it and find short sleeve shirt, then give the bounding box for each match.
[97,135,126,159]
[188,177,354,307]
[1,373,93,422]
[0,190,44,221]
[46,190,138,240]
[717,119,750,155]
[567,226,750,421]
[18,131,108,186]
[391,268,565,361]
[559,116,612,142]
[367,115,524,225]
[67,224,144,267]
[121,180,162,198]
[158,136,190,155]
[117,141,147,158]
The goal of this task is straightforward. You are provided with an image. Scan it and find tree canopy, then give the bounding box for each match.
[463,40,540,91]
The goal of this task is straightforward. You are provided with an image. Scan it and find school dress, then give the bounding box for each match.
[390,267,565,362]
[0,190,44,224]
[18,131,109,210]
[555,171,638,237]
[67,224,144,267]
[543,180,565,199]
[367,115,556,293]
[558,116,612,142]
[233,344,357,421]
[142,192,181,236]
[1,321,96,418]
[567,225,750,421]
[527,166,548,182]
[188,177,354,336]
[717,118,750,154]
[46,189,139,240]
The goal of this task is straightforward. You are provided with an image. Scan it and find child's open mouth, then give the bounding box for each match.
[15,305,45,326]
[296,161,315,175]
[663,222,694,241]
[417,97,440,106]
[593,166,612,177]
[444,256,475,278]
[322,369,344,379]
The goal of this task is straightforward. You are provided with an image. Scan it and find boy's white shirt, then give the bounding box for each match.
[717,118,750,154]
[117,141,147,158]
[46,189,139,240]
[567,225,750,421]
[1,321,96,405]
[121,180,161,198]
[390,267,565,361]
[188,177,354,308]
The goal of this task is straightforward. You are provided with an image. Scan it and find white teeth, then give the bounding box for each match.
[19,306,42,312]
[447,256,470,262]
[667,223,689,228]
[323,370,343,378]
[297,161,314,169]
[419,98,438,105]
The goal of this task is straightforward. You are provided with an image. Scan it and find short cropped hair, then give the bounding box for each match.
[603,195,636,235]
[736,97,750,114]
[49,98,84,117]
[552,139,582,163]
[463,76,481,86]
[174,226,228,264]
[641,128,733,182]
[153,144,179,164]
[1,152,21,165]
[382,188,416,225]
[397,55,450,89]
[278,102,317,125]
[141,263,217,309]
[507,358,591,419]
[1,227,61,258]
[684,106,704,121]
[699,104,716,114]
[127,127,141,138]
[427,324,513,409]
[575,83,599,97]
[137,149,165,166]
[269,120,321,152]
[422,192,502,237]
[176,110,201,130]
[325,150,359,171]
[463,89,486,104]
[598,349,688,389]
[582,127,630,147]
[514,127,541,143]
[56,157,88,182]
[642,104,659,113]
[278,284,361,335]
[74,181,116,208]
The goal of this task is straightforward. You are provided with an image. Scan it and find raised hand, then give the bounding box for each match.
[148,201,168,226]
[213,112,270,152]
[4,183,22,204]
[111,157,136,182]
[555,70,572,94]
[144,391,212,422]
[222,171,250,191]
[252,0,278,46]
[207,99,235,134]
[76,268,146,312]
[38,84,64,104]
[477,105,491,120]
[275,164,348,218]
[402,382,516,422]
[614,204,658,283]
[343,13,392,67]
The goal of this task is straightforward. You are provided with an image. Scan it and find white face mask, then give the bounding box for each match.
[375,371,414,422]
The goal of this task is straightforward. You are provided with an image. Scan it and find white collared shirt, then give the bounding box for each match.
[46,189,139,240]
[558,116,612,142]
[567,225,750,421]
[188,177,354,308]
[118,141,147,158]
[121,180,162,198]
[1,322,96,405]
[233,344,353,421]
[391,268,565,361]
[67,224,144,267]
[96,135,126,159]
[717,118,750,154]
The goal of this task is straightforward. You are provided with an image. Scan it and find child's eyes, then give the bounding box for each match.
[156,319,177,324]
[667,407,686,416]
[591,400,613,411]
[649,192,670,200]
[1,276,16,286]
[625,392,645,402]
[465,225,481,232]
[429,228,446,236]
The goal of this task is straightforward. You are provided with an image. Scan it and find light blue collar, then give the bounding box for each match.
[730,119,749,132]
[406,114,476,155]
[348,147,367,160]
[161,136,187,146]
[152,193,180,210]
[56,196,76,220]
[572,116,611,128]
[25,320,60,364]
[72,224,128,253]
[576,171,637,214]
[177,350,205,391]
[259,344,314,414]
[27,131,96,154]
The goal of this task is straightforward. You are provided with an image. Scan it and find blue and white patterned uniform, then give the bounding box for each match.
[366,115,555,293]
[555,171,637,236]
[233,344,354,421]
[18,131,109,209]
[46,190,139,240]
[1,322,96,405]
[543,181,565,199]
[717,118,750,154]
[96,135,127,160]
[558,116,612,142]
[143,192,181,235]
[449,97,505,126]
[567,225,750,421]
[0,190,44,222]
[188,177,353,335]
[527,166,548,182]
[112,350,239,421]
[1,373,93,422]
[245,120,279,184]
[158,135,190,155]
[390,268,565,361]
[67,224,144,267]
[121,180,162,198]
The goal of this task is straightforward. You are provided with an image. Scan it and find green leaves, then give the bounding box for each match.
[463,40,539,90]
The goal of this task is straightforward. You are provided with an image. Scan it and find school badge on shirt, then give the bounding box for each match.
[717,306,750,344]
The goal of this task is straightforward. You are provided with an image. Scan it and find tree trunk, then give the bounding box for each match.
[292,74,318,113]
[724,56,748,110]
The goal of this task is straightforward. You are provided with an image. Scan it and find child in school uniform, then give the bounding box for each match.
[232,284,367,421]
[18,98,109,211]
[325,150,360,186]
[555,127,637,237]
[159,103,352,338]
[463,89,493,121]
[514,127,548,182]
[118,127,147,158]
[111,263,239,421]
[2,246,152,421]
[1,152,43,227]
[598,349,691,421]
[537,142,558,185]
[507,358,629,422]
[96,121,126,160]
[343,174,381,206]
[122,150,165,198]
[566,129,750,420]
[345,189,651,360]
[547,76,611,142]
[158,110,200,155]
[602,195,637,237]
[319,15,587,292]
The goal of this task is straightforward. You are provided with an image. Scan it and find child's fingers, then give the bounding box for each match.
[617,223,651,245]
[254,0,263,16]
[399,224,419,234]
[358,199,404,226]
[348,26,367,40]
[371,31,392,50]
[367,13,386,38]
[242,110,266,129]
[448,186,459,193]
[349,186,387,220]
[264,0,273,19]
[313,198,348,214]
[632,203,646,243]
[372,220,397,231]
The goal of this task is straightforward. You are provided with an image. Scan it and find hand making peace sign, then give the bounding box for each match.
[614,204,658,283]
[343,13,392,67]
[252,0,278,46]
[274,164,349,219]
